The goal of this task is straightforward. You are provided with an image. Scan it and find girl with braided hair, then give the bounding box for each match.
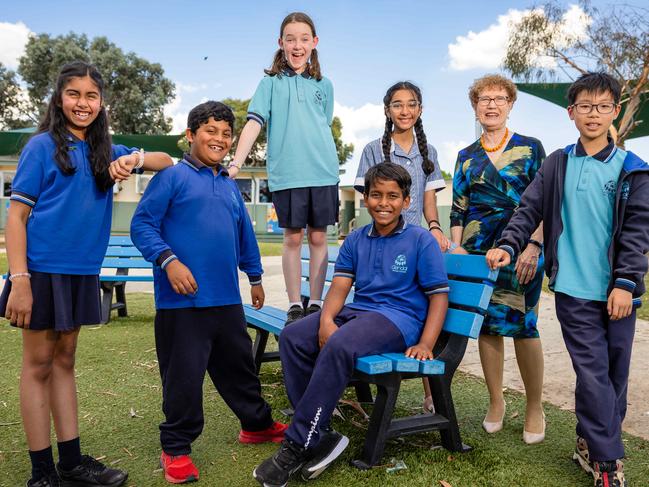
[354,81,449,251]
[355,82,455,413]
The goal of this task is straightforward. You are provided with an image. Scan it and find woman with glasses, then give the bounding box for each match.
[451,74,547,444]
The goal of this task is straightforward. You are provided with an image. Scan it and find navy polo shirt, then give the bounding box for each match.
[130,155,263,309]
[10,132,135,275]
[334,218,449,347]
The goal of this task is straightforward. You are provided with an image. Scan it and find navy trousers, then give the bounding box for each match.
[555,293,635,461]
[279,306,405,449]
[155,304,273,455]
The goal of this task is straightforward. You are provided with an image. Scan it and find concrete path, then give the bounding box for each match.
[113,255,649,440]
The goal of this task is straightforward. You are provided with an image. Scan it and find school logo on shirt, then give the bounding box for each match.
[313,90,324,106]
[603,180,617,201]
[621,181,630,200]
[391,254,408,273]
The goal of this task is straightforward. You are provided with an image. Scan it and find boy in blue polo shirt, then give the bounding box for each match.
[131,101,287,484]
[253,162,449,486]
[487,73,649,487]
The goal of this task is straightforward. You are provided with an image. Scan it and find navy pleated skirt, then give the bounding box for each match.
[0,271,101,331]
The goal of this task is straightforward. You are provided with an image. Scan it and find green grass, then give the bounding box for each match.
[1,295,648,486]
[257,242,283,257]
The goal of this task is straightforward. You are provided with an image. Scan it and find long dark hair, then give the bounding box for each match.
[264,12,322,81]
[381,81,435,176]
[38,61,113,192]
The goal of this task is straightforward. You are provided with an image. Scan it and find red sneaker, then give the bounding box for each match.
[239,421,289,444]
[160,452,199,484]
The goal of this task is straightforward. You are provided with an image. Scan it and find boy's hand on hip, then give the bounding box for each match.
[608,288,633,320]
[165,260,198,295]
[405,343,434,360]
[318,319,338,349]
[486,248,511,270]
[109,154,137,181]
[6,279,33,328]
[251,284,265,310]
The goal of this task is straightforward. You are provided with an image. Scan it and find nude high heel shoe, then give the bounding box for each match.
[523,412,546,444]
[482,403,506,434]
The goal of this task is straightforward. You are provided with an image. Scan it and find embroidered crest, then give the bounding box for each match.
[621,181,630,200]
[313,89,324,106]
[391,254,408,273]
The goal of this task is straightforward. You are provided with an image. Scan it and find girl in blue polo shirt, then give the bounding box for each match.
[229,12,339,325]
[0,61,172,487]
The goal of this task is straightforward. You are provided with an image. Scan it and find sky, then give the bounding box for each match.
[2,0,647,185]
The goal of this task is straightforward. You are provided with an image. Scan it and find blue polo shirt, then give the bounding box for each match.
[555,139,625,301]
[247,69,339,192]
[130,155,263,309]
[354,137,446,226]
[10,132,135,275]
[334,218,449,346]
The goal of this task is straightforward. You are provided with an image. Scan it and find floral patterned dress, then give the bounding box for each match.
[450,133,546,338]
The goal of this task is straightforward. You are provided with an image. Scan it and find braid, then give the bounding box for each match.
[381,118,393,163]
[414,118,434,176]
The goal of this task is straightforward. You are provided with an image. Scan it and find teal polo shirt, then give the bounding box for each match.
[555,140,626,301]
[247,69,339,192]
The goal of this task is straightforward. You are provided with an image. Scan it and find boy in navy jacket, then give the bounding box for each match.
[487,73,649,487]
[131,101,287,484]
[253,163,449,486]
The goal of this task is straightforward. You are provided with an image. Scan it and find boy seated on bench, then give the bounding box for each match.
[253,162,449,486]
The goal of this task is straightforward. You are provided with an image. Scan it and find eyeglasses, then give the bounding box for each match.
[571,102,617,114]
[477,96,510,106]
[388,101,421,111]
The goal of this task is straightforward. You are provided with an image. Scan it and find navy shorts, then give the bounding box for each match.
[0,271,101,331]
[271,184,339,229]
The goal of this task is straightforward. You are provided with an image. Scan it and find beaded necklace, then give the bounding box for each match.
[481,128,509,153]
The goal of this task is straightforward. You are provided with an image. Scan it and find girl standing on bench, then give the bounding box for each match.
[228,12,339,326]
[0,61,172,487]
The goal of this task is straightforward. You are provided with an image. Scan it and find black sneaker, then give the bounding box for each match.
[253,440,308,487]
[27,471,61,487]
[285,305,305,326]
[57,455,127,487]
[305,304,322,316]
[300,429,349,480]
[593,460,627,487]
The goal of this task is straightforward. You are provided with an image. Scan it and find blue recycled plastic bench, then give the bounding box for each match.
[99,236,153,323]
[242,244,498,468]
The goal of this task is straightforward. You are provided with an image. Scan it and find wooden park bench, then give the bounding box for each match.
[100,236,153,323]
[242,245,498,468]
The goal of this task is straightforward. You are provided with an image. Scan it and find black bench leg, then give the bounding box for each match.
[353,381,373,403]
[352,375,400,469]
[100,282,114,324]
[428,375,471,452]
[252,329,270,374]
[115,282,128,317]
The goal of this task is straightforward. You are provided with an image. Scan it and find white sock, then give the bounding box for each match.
[308,299,323,308]
[289,301,303,309]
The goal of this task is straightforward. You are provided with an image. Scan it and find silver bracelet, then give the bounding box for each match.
[9,272,31,282]
[133,148,145,170]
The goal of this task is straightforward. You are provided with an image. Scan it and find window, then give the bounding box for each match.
[236,178,252,202]
[258,179,272,203]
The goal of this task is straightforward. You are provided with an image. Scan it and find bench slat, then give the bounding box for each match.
[419,359,445,375]
[447,280,493,312]
[442,308,484,339]
[444,253,498,283]
[99,275,153,282]
[355,355,392,375]
[108,236,134,246]
[105,247,144,257]
[301,246,339,263]
[102,258,152,269]
[243,305,285,335]
[381,353,420,372]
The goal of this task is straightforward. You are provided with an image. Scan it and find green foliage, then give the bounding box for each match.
[441,170,453,180]
[0,63,33,130]
[177,98,354,166]
[16,33,175,134]
[504,2,649,146]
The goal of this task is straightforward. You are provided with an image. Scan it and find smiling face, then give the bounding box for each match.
[386,89,422,133]
[278,21,318,74]
[568,89,621,146]
[60,75,102,140]
[474,86,513,132]
[186,118,233,166]
[364,178,410,235]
